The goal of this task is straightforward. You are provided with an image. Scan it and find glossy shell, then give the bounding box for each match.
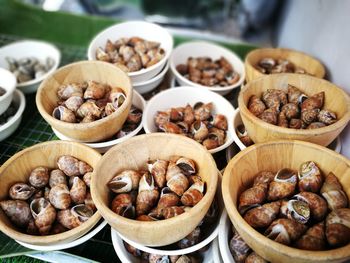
[29,166,49,188]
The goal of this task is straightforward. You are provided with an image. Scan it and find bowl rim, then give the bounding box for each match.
[0,68,16,104]
[238,73,350,136]
[169,40,245,92]
[133,60,169,87]
[87,20,174,77]
[91,133,218,245]
[51,90,146,148]
[222,139,350,261]
[0,89,26,132]
[142,86,235,154]
[245,47,326,79]
[218,210,234,263]
[35,60,133,129]
[0,39,61,87]
[0,140,102,245]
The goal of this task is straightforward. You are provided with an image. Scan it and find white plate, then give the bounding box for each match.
[16,220,107,251]
[52,90,146,153]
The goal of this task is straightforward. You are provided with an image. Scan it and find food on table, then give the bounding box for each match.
[255,58,308,75]
[235,123,254,147]
[6,56,55,83]
[247,85,337,128]
[154,102,228,150]
[96,37,165,72]
[176,56,240,87]
[0,155,96,235]
[0,102,17,126]
[0,87,6,96]
[108,156,205,220]
[238,160,350,250]
[52,80,126,124]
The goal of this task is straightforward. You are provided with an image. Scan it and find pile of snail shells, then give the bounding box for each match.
[115,105,143,139]
[96,37,165,73]
[108,156,206,221]
[52,80,126,124]
[176,56,240,87]
[0,155,96,236]
[248,85,337,129]
[230,226,267,263]
[255,58,308,75]
[154,102,228,150]
[124,241,203,263]
[238,160,350,251]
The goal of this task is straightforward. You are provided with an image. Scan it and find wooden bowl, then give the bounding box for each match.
[238,73,350,146]
[36,61,133,142]
[245,48,326,82]
[0,141,102,246]
[91,133,218,247]
[222,140,350,263]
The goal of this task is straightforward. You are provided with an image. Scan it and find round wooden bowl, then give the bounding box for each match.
[222,140,350,263]
[91,133,218,247]
[0,141,102,246]
[245,48,326,82]
[238,73,350,146]
[36,60,133,142]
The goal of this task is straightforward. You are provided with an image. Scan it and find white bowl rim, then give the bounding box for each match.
[170,40,245,91]
[87,20,174,77]
[51,90,146,147]
[142,86,235,154]
[218,210,234,263]
[133,60,169,87]
[0,89,26,132]
[0,39,61,87]
[0,68,16,104]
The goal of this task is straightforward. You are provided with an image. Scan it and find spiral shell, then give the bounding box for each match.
[259,108,278,125]
[194,102,213,121]
[71,204,94,222]
[183,104,195,125]
[293,192,328,221]
[318,109,337,125]
[168,107,184,122]
[57,82,84,100]
[287,85,304,105]
[64,95,83,112]
[262,89,287,110]
[253,171,275,186]
[57,209,81,229]
[280,200,310,224]
[83,80,106,100]
[320,172,348,210]
[30,198,56,235]
[244,201,281,228]
[29,166,49,188]
[136,173,159,216]
[301,92,324,111]
[52,106,76,123]
[326,208,350,247]
[70,177,87,204]
[191,120,209,142]
[9,183,35,200]
[298,161,323,192]
[239,183,268,215]
[77,101,101,119]
[0,200,32,227]
[166,162,189,196]
[159,122,182,134]
[154,111,170,128]
[248,95,266,116]
[212,114,228,130]
[229,231,251,263]
[49,184,71,209]
[301,108,320,125]
[49,169,67,188]
[126,106,143,124]
[109,87,126,109]
[176,157,196,176]
[281,103,299,119]
[267,168,297,201]
[177,227,201,249]
[84,191,96,211]
[111,193,135,218]
[108,169,141,193]
[157,187,179,209]
[277,111,289,128]
[295,221,326,250]
[147,160,168,188]
[181,178,204,206]
[83,172,92,188]
[236,124,254,146]
[57,155,92,177]
[289,118,302,129]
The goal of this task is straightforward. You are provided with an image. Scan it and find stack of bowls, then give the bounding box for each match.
[88,21,173,94]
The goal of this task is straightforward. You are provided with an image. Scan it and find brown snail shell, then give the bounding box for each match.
[83,172,92,188]
[295,221,326,251]
[301,108,320,125]
[168,107,184,122]
[57,155,92,177]
[126,106,143,124]
[166,162,189,196]
[301,92,325,111]
[202,138,219,150]
[277,111,289,128]
[57,82,84,100]
[96,47,110,62]
[194,102,213,121]
[259,108,278,125]
[70,177,87,204]
[191,120,209,142]
[109,87,126,109]
[253,171,275,186]
[147,159,168,188]
[162,206,185,219]
[176,157,196,176]
[318,109,337,125]
[154,111,170,128]
[265,218,307,245]
[64,96,83,112]
[148,254,169,263]
[287,85,305,105]
[123,241,142,257]
[71,204,94,222]
[229,231,251,263]
[53,105,76,123]
[208,127,225,146]
[236,124,254,146]
[159,122,182,134]
[245,252,267,263]
[212,114,228,130]
[183,104,195,125]
[50,222,68,235]
[57,209,81,230]
[244,201,281,228]
[298,161,323,192]
[0,200,32,228]
[29,166,49,188]
[181,178,204,206]
[157,187,179,209]
[239,183,268,215]
[248,95,266,117]
[108,169,141,193]
[280,200,310,224]
[307,122,326,129]
[176,121,189,134]
[84,191,96,211]
[111,193,135,218]
[281,103,299,119]
[320,172,348,210]
[267,168,297,201]
[177,227,201,249]
[262,89,287,110]
[30,198,56,235]
[136,173,159,216]
[326,208,350,247]
[136,215,157,221]
[49,184,71,209]
[9,183,35,200]
[293,192,327,222]
[83,80,106,100]
[49,169,67,188]
[77,101,101,119]
[289,118,302,129]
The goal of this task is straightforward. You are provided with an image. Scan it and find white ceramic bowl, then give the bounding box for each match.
[170,41,245,96]
[0,89,26,141]
[0,68,16,115]
[133,60,169,94]
[143,86,235,154]
[218,211,234,263]
[0,40,61,93]
[87,21,173,83]
[231,108,342,152]
[52,90,146,153]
